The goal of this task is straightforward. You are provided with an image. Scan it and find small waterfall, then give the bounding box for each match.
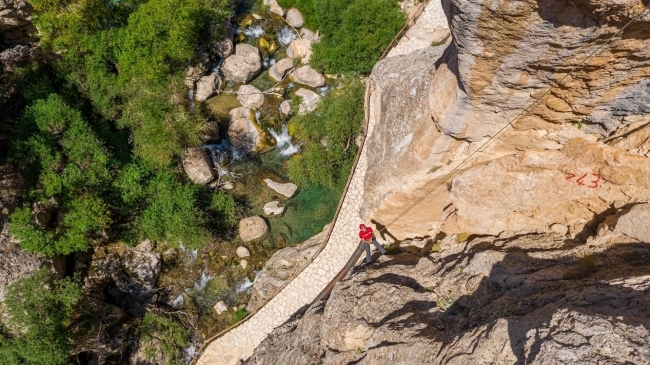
[184,346,197,364]
[194,271,213,291]
[171,293,185,308]
[262,58,276,69]
[269,125,300,157]
[242,25,264,38]
[188,89,195,112]
[189,249,198,261]
[235,270,262,294]
[317,86,331,96]
[209,59,223,74]
[276,26,297,46]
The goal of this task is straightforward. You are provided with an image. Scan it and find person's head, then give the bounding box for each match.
[359,223,366,231]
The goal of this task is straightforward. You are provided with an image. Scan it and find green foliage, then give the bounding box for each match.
[134,173,211,248]
[232,308,247,323]
[209,191,237,229]
[288,79,364,188]
[9,95,111,255]
[281,0,405,74]
[139,312,188,365]
[0,268,82,365]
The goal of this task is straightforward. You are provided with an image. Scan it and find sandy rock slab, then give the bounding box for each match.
[287,39,312,63]
[237,84,265,109]
[291,65,325,88]
[286,8,304,28]
[263,201,285,216]
[221,44,262,83]
[445,138,650,236]
[195,73,221,102]
[295,88,321,115]
[181,148,215,184]
[239,216,268,242]
[268,57,294,82]
[263,178,297,198]
[228,107,264,153]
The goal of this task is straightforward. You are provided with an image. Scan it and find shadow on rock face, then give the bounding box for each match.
[369,238,650,364]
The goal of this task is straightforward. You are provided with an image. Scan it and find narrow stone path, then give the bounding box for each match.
[387,0,449,58]
[196,3,445,364]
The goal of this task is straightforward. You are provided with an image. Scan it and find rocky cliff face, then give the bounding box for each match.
[245,0,650,363]
[362,0,650,239]
[245,225,650,364]
[0,0,40,71]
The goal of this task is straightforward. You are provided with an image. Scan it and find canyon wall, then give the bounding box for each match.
[362,0,650,240]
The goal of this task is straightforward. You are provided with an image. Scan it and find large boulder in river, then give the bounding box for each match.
[286,39,312,63]
[263,0,283,16]
[268,57,294,82]
[295,88,321,115]
[181,148,215,184]
[237,84,265,109]
[263,178,297,198]
[195,73,221,102]
[221,44,262,83]
[291,65,325,88]
[285,8,304,28]
[239,216,268,242]
[228,107,265,153]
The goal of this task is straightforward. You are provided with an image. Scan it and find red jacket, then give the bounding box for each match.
[359,227,374,241]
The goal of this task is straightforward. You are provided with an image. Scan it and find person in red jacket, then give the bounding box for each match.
[359,224,387,264]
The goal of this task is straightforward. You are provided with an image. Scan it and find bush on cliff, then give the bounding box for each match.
[0,269,82,365]
[278,0,405,74]
[288,79,364,188]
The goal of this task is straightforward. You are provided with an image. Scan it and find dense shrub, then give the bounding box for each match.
[138,312,188,365]
[288,79,364,188]
[0,269,82,365]
[278,0,405,74]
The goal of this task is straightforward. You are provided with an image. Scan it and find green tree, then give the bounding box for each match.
[0,268,83,365]
[9,95,111,256]
[288,79,365,188]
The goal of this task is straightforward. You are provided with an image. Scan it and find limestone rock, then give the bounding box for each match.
[184,63,207,88]
[181,148,215,184]
[614,204,650,243]
[246,233,650,365]
[608,121,650,157]
[263,178,297,198]
[238,217,268,242]
[236,246,251,258]
[279,100,292,117]
[247,224,330,312]
[240,259,248,270]
[263,201,285,216]
[200,121,220,143]
[300,28,320,43]
[0,225,45,301]
[285,8,304,28]
[237,84,265,109]
[360,0,650,240]
[221,44,262,83]
[286,39,312,63]
[290,65,325,88]
[263,0,283,16]
[214,21,234,58]
[214,300,228,315]
[295,88,321,115]
[445,138,650,237]
[228,107,264,153]
[268,57,294,82]
[84,244,161,317]
[195,73,221,102]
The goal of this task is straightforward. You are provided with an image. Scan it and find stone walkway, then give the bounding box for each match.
[196,3,445,364]
[387,0,449,58]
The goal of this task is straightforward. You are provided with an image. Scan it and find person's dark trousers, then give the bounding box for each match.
[363,239,387,263]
